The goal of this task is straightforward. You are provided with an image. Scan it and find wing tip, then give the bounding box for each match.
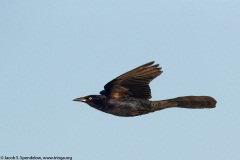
[142,61,155,67]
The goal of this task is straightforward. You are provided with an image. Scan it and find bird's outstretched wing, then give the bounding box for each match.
[102,61,162,99]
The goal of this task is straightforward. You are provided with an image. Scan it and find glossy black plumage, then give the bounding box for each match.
[73,61,217,117]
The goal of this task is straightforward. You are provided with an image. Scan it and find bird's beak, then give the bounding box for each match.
[73,97,87,102]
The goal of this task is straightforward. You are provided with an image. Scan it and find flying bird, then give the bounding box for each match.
[73,61,216,117]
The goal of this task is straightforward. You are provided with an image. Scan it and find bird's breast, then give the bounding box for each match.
[104,98,152,117]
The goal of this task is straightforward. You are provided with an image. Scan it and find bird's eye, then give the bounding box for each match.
[88,97,92,100]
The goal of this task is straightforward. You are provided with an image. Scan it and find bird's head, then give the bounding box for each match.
[73,95,106,109]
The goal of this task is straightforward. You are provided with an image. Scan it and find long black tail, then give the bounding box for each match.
[151,96,217,110]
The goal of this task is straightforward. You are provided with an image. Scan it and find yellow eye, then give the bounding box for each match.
[88,97,92,100]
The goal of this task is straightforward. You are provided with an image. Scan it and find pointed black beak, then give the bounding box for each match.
[73,97,87,102]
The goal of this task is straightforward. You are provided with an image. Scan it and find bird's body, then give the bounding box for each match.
[73,61,217,117]
[86,96,152,117]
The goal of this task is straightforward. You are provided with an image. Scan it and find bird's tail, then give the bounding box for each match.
[151,96,217,110]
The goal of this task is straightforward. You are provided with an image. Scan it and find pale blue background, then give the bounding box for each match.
[1,1,239,160]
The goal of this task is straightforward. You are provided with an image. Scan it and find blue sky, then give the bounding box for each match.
[1,1,239,160]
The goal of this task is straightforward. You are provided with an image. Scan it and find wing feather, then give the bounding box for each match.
[103,61,162,99]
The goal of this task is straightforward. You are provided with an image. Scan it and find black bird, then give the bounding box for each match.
[73,61,217,117]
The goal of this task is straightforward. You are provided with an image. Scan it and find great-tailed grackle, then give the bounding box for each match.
[73,61,217,117]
